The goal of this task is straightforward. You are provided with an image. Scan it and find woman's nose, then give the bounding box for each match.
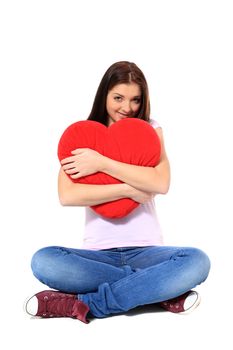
[122,101,131,113]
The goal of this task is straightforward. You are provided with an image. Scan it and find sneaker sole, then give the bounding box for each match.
[179,291,201,315]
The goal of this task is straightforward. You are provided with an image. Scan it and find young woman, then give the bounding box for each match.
[25,61,210,323]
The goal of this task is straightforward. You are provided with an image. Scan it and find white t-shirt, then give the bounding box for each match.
[82,119,163,250]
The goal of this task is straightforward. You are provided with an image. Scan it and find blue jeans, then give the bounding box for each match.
[31,245,210,318]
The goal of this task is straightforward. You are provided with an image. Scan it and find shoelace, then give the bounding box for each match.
[42,294,75,317]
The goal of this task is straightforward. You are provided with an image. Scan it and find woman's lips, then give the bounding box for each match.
[117,112,129,118]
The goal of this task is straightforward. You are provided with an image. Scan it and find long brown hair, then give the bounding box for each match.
[87,61,151,126]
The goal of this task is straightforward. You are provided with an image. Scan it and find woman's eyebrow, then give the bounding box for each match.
[113,93,141,98]
[113,93,124,97]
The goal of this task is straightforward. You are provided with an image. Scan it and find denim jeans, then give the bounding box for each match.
[31,245,210,318]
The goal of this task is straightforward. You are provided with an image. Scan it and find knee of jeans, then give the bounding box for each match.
[192,247,211,282]
[31,246,58,279]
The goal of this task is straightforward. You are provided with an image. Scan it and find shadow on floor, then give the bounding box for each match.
[125,303,166,317]
[88,303,165,322]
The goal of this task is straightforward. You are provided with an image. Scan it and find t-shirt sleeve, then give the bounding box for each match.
[149,118,161,129]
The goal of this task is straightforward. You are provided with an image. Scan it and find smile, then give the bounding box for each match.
[118,112,129,117]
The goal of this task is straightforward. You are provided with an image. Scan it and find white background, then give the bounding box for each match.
[1,0,232,349]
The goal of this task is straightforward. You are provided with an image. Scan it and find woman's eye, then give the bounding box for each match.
[134,98,141,104]
[114,96,122,101]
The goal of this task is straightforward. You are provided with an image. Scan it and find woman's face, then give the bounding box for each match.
[106,83,141,126]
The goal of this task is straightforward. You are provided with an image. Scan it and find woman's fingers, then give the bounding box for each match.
[62,162,77,171]
[63,168,79,175]
[60,156,77,165]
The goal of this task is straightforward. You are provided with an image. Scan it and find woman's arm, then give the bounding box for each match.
[100,128,170,194]
[58,168,154,206]
[61,128,170,195]
[58,168,128,206]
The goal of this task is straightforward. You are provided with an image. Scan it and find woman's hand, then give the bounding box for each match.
[125,184,156,204]
[60,148,105,179]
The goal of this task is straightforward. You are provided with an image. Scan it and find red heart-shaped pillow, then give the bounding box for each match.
[58,118,161,218]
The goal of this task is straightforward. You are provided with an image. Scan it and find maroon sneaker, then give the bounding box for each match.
[159,290,201,314]
[24,290,90,324]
